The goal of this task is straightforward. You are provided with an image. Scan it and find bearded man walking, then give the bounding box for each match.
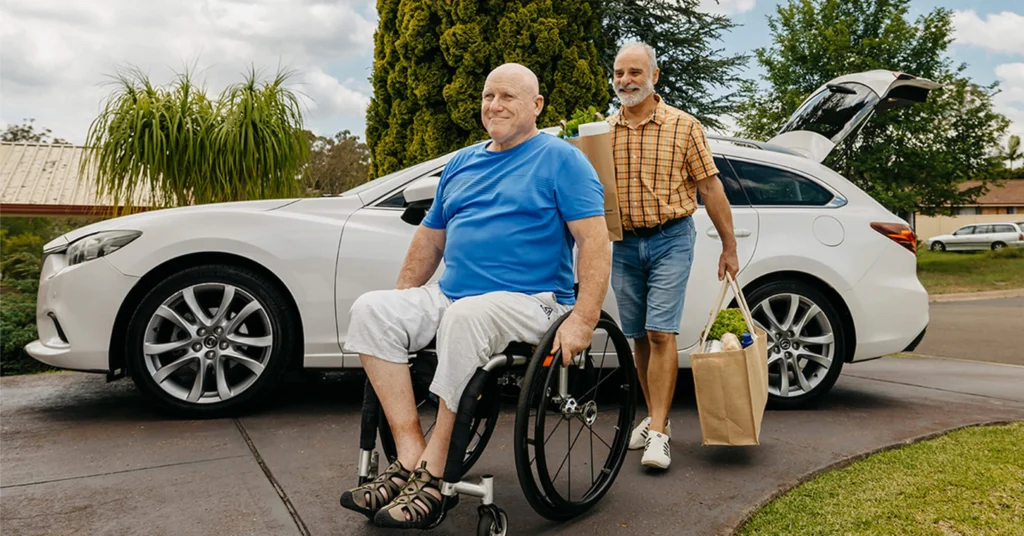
[607,42,738,470]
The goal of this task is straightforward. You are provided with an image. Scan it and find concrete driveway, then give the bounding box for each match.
[2,299,1023,536]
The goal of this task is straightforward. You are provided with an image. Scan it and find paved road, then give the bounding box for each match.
[3,357,1023,536]
[915,297,1024,366]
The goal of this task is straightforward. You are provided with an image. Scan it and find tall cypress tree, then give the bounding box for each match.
[366,0,609,178]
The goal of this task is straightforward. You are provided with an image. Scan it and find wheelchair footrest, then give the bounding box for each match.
[441,474,495,505]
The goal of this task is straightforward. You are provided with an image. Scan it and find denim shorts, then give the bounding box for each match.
[611,217,696,339]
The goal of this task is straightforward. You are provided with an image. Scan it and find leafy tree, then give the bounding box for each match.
[596,0,748,131]
[735,0,1009,216]
[303,130,372,195]
[1,118,70,144]
[366,0,610,177]
[82,66,309,212]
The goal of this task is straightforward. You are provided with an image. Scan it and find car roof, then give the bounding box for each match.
[352,132,855,205]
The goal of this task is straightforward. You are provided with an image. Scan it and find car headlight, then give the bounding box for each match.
[65,230,142,266]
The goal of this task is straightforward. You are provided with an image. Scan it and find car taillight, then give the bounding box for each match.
[871,222,917,253]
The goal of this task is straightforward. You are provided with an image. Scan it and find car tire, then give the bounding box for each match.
[930,241,945,252]
[125,264,297,418]
[743,279,849,410]
[992,242,1006,251]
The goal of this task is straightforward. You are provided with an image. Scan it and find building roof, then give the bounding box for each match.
[959,180,1024,206]
[0,142,154,216]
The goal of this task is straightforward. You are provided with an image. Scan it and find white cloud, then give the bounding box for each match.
[952,10,1024,55]
[297,67,372,116]
[0,0,377,144]
[994,63,1024,140]
[699,0,756,16]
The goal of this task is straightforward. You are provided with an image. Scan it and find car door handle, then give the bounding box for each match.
[707,228,752,239]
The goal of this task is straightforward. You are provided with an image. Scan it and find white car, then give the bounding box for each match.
[28,70,934,417]
[925,222,1024,252]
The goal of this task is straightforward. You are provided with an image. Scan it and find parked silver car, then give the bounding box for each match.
[926,222,1024,252]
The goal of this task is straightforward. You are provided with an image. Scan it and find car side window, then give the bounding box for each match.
[953,226,975,236]
[377,172,442,208]
[729,160,834,206]
[993,224,1015,233]
[974,225,993,234]
[696,157,750,206]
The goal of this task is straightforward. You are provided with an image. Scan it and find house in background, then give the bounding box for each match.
[0,142,154,219]
[914,180,1024,241]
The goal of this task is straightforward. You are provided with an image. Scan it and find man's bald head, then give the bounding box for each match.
[485,63,540,97]
[481,63,544,150]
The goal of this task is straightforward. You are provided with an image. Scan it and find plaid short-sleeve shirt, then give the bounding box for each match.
[608,95,719,231]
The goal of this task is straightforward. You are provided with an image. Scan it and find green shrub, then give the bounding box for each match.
[0,288,52,375]
[988,247,1024,260]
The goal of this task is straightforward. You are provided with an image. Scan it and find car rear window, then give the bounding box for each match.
[728,160,835,206]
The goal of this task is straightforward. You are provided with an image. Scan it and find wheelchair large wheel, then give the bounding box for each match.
[514,313,637,521]
[378,371,500,477]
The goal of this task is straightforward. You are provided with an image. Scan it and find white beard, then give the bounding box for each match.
[616,79,655,108]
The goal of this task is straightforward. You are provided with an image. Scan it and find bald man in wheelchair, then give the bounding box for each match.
[339,63,612,529]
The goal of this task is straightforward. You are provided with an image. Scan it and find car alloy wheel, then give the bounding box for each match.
[142,283,274,404]
[750,292,836,400]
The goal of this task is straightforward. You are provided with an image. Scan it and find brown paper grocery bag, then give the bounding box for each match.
[690,273,769,446]
[566,122,623,242]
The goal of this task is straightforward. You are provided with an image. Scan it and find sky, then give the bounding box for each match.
[1,0,1021,146]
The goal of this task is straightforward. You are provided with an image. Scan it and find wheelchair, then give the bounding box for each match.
[353,309,638,535]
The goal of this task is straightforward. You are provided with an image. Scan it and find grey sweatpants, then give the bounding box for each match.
[343,284,572,412]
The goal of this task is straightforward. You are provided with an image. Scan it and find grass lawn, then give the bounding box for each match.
[916,248,1024,294]
[738,422,1024,536]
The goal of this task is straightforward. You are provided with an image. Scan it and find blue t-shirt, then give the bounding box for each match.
[422,132,605,305]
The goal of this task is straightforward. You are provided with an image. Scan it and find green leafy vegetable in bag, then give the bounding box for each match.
[708,308,748,341]
[559,106,604,139]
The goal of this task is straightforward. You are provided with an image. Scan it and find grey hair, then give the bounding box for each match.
[616,42,658,74]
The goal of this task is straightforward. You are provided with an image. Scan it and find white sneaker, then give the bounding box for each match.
[628,417,671,450]
[641,431,671,469]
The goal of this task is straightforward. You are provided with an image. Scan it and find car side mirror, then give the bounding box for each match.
[400,175,440,226]
[401,201,431,226]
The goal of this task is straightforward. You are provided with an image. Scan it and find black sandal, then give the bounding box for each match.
[339,460,411,520]
[372,462,459,529]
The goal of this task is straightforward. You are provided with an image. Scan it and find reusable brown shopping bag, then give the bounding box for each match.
[565,121,623,242]
[690,273,769,446]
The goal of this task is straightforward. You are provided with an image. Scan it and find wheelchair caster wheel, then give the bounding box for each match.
[477,505,507,536]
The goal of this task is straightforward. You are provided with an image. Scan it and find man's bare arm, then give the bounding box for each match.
[567,215,611,325]
[697,176,738,279]
[551,215,610,364]
[396,226,446,289]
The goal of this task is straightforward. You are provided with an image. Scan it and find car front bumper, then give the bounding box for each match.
[25,254,138,373]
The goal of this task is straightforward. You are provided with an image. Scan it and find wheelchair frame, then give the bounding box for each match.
[353,310,637,534]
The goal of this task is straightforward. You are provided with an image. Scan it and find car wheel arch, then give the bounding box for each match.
[108,252,305,380]
[732,270,857,363]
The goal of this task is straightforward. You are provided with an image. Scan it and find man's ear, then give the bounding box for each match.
[534,95,545,116]
[652,68,660,86]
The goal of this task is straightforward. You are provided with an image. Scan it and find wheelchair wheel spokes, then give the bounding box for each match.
[515,317,637,521]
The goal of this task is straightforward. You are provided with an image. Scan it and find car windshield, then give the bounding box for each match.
[334,169,404,197]
[777,82,880,142]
